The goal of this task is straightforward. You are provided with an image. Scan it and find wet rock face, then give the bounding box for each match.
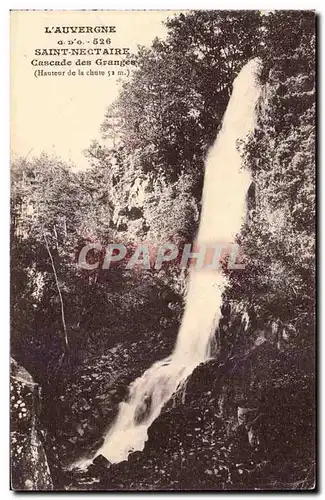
[10,358,53,491]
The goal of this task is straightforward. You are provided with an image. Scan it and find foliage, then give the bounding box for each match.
[224,10,315,348]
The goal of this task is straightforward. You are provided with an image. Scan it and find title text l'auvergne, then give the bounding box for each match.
[45,26,116,34]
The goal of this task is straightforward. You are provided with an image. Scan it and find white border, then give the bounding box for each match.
[2,1,322,498]
[4,0,324,10]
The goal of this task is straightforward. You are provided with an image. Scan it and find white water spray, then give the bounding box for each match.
[76,58,262,468]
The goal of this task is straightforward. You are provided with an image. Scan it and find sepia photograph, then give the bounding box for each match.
[10,9,316,491]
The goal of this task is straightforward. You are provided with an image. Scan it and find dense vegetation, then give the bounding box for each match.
[11,10,315,490]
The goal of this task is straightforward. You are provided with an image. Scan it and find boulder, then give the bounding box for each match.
[10,358,53,491]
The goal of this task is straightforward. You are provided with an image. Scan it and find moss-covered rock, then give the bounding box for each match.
[10,358,53,491]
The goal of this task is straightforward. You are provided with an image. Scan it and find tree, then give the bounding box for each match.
[100,11,262,183]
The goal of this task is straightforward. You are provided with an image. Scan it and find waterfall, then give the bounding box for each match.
[75,58,262,468]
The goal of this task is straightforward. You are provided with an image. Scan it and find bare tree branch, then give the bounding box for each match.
[43,230,69,350]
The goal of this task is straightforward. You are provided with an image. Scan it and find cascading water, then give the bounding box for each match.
[75,58,262,468]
